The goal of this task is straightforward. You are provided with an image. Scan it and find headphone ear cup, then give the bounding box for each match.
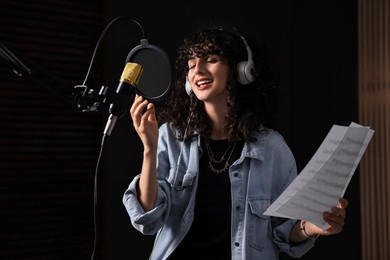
[185,76,192,95]
[237,60,256,85]
[236,34,257,85]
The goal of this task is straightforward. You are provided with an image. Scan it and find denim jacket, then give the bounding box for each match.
[123,123,316,260]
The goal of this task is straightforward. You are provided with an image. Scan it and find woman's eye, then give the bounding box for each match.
[207,57,218,63]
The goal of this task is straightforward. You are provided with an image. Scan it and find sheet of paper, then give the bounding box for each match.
[263,122,375,229]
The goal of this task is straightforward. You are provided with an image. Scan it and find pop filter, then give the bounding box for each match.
[126,39,175,102]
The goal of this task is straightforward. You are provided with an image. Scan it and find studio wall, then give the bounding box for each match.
[0,0,359,259]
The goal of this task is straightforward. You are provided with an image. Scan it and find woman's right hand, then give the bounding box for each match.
[130,94,158,151]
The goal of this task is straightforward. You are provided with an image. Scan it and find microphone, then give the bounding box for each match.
[103,62,143,137]
[74,38,174,113]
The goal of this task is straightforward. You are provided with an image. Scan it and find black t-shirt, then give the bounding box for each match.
[168,139,243,260]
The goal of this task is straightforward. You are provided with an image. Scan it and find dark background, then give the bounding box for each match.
[0,0,358,259]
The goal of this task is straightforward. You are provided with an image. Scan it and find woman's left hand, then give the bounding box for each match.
[305,197,349,237]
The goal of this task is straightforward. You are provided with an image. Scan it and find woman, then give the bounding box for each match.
[123,21,348,259]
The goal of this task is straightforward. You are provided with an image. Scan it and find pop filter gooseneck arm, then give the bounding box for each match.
[81,16,145,87]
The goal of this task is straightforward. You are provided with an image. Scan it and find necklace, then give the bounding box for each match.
[205,140,237,173]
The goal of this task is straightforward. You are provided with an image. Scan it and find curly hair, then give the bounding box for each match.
[157,21,282,142]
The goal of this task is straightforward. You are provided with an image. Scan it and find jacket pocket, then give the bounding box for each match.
[167,166,197,190]
[247,196,270,251]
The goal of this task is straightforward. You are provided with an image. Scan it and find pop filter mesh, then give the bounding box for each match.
[127,44,174,101]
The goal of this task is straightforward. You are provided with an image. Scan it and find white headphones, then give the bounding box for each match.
[185,34,257,95]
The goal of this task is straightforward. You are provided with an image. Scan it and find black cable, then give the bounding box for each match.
[87,17,145,260]
[90,136,106,260]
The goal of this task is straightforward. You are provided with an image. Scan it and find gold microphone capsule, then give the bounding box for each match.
[120,62,143,86]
